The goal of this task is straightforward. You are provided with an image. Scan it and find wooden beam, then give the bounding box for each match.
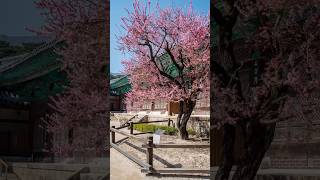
[115,137,129,144]
[115,124,130,129]
[142,168,210,174]
[68,167,90,180]
[111,126,115,144]
[133,120,169,124]
[111,143,152,170]
[146,136,153,167]
[130,122,133,134]
[110,127,148,143]
[142,144,210,148]
[0,158,8,180]
[97,174,109,180]
[142,115,177,119]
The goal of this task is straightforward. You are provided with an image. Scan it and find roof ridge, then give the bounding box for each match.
[0,54,27,62]
[0,39,62,73]
[0,63,60,87]
[110,75,128,83]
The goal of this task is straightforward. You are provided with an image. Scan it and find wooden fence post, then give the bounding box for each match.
[111,126,115,144]
[130,122,134,134]
[146,136,153,168]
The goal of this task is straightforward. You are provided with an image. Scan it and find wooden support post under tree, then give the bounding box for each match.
[111,126,115,144]
[130,122,134,134]
[146,136,153,168]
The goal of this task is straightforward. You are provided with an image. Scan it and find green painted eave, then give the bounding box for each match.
[3,69,68,102]
[110,75,131,95]
[0,40,64,87]
[0,40,68,102]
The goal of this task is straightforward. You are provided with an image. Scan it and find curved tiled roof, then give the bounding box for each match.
[0,40,63,87]
[110,74,131,96]
[0,40,61,73]
[0,40,67,102]
[0,54,28,72]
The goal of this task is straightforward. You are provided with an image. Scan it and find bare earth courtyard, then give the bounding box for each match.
[110,120,210,180]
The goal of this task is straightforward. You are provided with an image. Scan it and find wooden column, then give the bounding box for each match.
[111,126,115,144]
[211,128,223,166]
[146,136,153,168]
[130,122,134,134]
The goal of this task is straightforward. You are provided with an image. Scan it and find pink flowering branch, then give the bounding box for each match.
[119,0,209,139]
[35,0,108,159]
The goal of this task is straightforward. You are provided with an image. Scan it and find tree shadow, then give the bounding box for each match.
[124,141,182,168]
[133,132,151,135]
[146,173,210,179]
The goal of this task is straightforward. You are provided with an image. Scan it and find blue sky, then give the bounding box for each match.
[110,0,210,73]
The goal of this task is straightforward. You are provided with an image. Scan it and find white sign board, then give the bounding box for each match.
[153,134,161,144]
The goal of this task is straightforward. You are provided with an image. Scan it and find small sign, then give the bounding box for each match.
[153,134,161,144]
[153,129,165,144]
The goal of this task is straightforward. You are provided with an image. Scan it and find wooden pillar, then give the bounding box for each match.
[130,122,134,134]
[146,136,153,167]
[111,126,115,144]
[211,128,223,166]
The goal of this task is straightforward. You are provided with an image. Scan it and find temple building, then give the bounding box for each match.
[0,40,66,160]
[110,73,130,112]
[110,52,210,115]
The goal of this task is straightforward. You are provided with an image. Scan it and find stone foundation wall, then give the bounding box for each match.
[267,141,320,168]
[269,158,320,169]
[255,175,320,180]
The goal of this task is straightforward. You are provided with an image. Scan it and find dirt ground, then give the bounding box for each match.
[110,120,210,179]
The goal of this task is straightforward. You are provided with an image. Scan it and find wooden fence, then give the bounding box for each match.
[110,124,210,175]
[0,158,8,180]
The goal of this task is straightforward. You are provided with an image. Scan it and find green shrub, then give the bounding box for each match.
[133,123,178,135]
[187,128,197,136]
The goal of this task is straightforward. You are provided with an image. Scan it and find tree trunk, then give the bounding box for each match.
[176,100,196,140]
[231,122,276,180]
[215,124,236,180]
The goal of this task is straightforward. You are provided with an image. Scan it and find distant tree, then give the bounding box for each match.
[119,0,209,139]
[211,0,320,179]
[35,0,108,159]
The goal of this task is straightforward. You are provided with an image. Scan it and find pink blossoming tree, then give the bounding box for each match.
[119,0,209,139]
[211,0,320,179]
[34,0,108,160]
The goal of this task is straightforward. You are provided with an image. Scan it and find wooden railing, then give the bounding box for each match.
[67,167,89,180]
[110,125,210,175]
[97,174,109,180]
[0,158,8,180]
[110,126,152,170]
[142,136,210,174]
